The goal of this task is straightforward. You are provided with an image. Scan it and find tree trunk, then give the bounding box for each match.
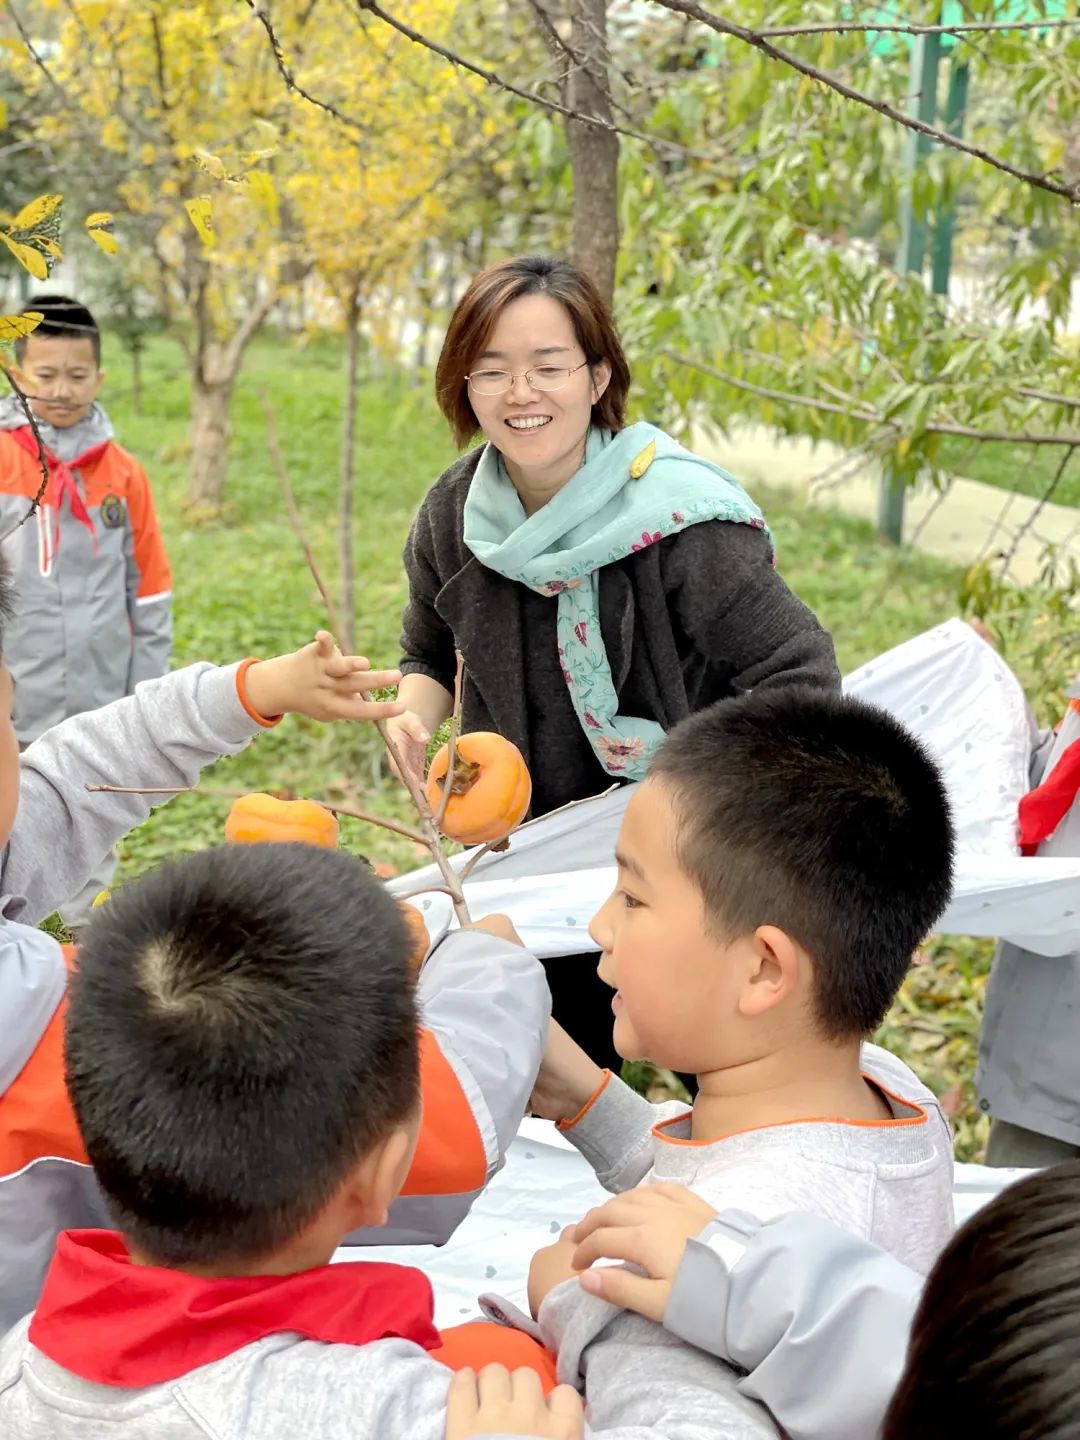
[338,288,361,655]
[187,375,234,511]
[566,0,619,306]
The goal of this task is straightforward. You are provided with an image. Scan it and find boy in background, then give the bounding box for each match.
[0,293,171,924]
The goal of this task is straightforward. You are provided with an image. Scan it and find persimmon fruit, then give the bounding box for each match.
[225,792,340,849]
[425,732,531,845]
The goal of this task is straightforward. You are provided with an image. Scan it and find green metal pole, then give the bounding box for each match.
[878,31,942,543]
[931,60,969,297]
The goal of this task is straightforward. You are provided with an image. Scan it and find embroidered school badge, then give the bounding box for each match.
[99,494,127,528]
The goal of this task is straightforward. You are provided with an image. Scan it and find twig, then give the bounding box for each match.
[648,0,1080,204]
[1015,387,1080,412]
[663,351,1080,447]
[261,391,348,640]
[459,838,506,883]
[320,800,427,846]
[85,784,249,797]
[0,368,51,540]
[375,718,472,925]
[433,649,465,830]
[354,0,720,161]
[999,444,1078,581]
[757,17,1080,38]
[392,884,461,903]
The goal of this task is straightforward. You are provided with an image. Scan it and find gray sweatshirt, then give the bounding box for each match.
[0,1314,759,1439]
[664,1210,921,1440]
[525,1043,951,1436]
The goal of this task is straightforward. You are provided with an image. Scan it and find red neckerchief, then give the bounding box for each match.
[1018,704,1080,854]
[8,424,108,554]
[28,1229,441,1388]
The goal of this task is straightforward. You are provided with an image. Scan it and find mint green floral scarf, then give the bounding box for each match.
[462,422,769,780]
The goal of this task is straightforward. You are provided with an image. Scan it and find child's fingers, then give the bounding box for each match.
[354,699,407,721]
[578,1265,667,1322]
[343,667,403,692]
[476,1363,514,1404]
[508,1366,545,1405]
[570,1194,647,1243]
[572,1224,652,1273]
[445,1368,480,1437]
[547,1383,585,1436]
[313,630,337,657]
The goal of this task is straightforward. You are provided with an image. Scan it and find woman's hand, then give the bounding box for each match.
[446,1366,583,1440]
[381,708,431,789]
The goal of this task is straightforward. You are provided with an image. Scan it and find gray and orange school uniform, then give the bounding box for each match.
[0,660,552,1334]
[0,398,172,744]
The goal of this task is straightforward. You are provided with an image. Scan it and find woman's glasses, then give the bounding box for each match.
[465,360,590,396]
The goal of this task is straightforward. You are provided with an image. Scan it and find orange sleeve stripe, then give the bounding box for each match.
[402,1029,489,1197]
[234,659,283,729]
[557,1069,612,1134]
[432,1323,558,1393]
[0,947,88,1177]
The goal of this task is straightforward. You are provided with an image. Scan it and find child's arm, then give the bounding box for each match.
[343,916,552,1250]
[123,458,173,690]
[532,1019,689,1194]
[5,634,402,925]
[570,1188,920,1440]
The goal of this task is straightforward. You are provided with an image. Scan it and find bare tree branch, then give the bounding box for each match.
[433,650,466,831]
[353,0,715,160]
[262,392,348,640]
[0,368,51,540]
[663,351,1080,447]
[245,0,379,134]
[999,443,1078,578]
[758,17,1080,38]
[646,0,1080,203]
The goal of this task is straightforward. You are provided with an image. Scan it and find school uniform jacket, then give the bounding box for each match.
[0,401,172,743]
[0,661,550,1331]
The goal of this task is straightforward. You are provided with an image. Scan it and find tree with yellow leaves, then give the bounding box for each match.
[1,0,481,513]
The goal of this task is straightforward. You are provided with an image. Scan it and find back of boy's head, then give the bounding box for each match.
[14,293,100,364]
[884,1160,1080,1439]
[66,843,419,1268]
[650,687,954,1038]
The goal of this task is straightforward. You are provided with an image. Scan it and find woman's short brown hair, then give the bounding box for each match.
[435,255,632,449]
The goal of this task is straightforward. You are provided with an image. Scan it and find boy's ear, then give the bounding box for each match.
[346,1122,417,1229]
[737,925,804,1018]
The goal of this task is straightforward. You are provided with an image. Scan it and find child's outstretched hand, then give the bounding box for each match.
[570,1182,718,1322]
[243,632,406,724]
[446,1366,583,1440]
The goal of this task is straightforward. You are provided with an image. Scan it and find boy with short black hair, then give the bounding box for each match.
[519,687,957,1431]
[0,846,728,1438]
[2,293,172,923]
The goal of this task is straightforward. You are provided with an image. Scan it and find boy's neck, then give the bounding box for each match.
[690,1036,891,1143]
[129,1233,339,1280]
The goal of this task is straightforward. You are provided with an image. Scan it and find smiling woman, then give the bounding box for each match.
[386,255,841,1072]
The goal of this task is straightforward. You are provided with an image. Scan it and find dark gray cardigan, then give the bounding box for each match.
[400,450,840,816]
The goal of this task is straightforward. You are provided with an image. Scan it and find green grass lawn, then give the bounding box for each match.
[102,327,999,1155]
